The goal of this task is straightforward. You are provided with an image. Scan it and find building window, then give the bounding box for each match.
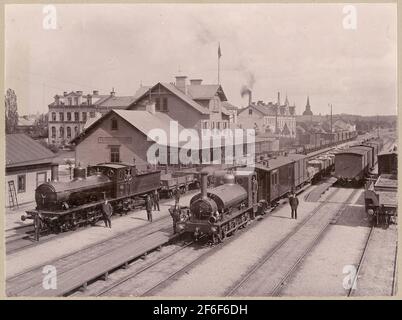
[67,127,71,138]
[51,126,56,138]
[52,112,56,121]
[82,112,87,122]
[155,98,161,111]
[110,146,120,162]
[74,97,79,105]
[59,127,64,138]
[111,118,118,131]
[203,122,208,129]
[163,97,168,111]
[67,112,71,121]
[249,109,253,115]
[59,112,64,122]
[36,172,47,187]
[74,126,78,136]
[74,112,79,121]
[68,98,72,105]
[90,111,95,118]
[17,175,26,193]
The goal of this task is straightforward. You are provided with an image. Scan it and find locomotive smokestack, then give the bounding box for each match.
[200,171,208,199]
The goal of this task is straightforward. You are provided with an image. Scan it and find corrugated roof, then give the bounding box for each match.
[6,134,55,167]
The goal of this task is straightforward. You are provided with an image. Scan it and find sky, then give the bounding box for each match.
[5,3,397,116]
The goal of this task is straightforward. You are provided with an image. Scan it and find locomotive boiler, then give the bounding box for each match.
[175,169,257,243]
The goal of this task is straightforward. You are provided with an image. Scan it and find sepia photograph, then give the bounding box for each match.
[3,2,398,300]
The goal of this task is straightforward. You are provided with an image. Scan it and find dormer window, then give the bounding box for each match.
[249,109,253,115]
[111,118,118,131]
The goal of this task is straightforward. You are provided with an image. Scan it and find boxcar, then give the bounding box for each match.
[255,156,294,206]
[334,149,369,183]
[378,150,397,175]
[351,146,373,169]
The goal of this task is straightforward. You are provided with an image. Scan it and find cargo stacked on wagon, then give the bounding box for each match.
[159,172,197,197]
[364,149,398,226]
[22,163,161,237]
[174,170,258,243]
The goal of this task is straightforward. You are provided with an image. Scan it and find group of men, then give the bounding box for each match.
[100,183,298,231]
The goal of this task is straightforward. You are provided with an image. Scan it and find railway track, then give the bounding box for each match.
[6,215,176,296]
[347,226,375,297]
[347,225,398,297]
[71,196,292,297]
[225,187,359,297]
[6,191,198,255]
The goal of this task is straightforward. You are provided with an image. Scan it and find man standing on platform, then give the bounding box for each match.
[145,195,153,222]
[153,189,160,211]
[102,200,113,228]
[289,190,299,220]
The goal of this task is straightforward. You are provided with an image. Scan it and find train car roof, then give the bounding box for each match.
[335,149,367,156]
[95,163,131,169]
[255,155,294,172]
[351,146,372,152]
[375,174,397,190]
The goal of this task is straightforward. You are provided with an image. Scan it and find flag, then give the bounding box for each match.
[218,43,222,59]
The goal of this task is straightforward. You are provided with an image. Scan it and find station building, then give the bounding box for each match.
[72,76,254,170]
[5,134,58,207]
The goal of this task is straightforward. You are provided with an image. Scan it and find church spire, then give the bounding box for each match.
[303,95,313,116]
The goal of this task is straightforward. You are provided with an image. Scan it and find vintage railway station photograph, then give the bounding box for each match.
[4,3,398,298]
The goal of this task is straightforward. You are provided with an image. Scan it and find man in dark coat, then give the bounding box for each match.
[145,195,153,222]
[102,200,113,228]
[289,191,299,220]
[169,204,181,234]
[153,190,160,211]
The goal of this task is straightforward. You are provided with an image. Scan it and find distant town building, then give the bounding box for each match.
[48,90,138,146]
[237,92,296,138]
[5,134,58,206]
[302,96,313,116]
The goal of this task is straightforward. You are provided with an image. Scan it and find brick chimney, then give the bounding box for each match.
[190,79,202,85]
[175,76,187,94]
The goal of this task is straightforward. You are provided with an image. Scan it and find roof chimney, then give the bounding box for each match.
[110,88,115,96]
[63,92,67,96]
[93,90,99,95]
[175,76,187,94]
[190,79,202,85]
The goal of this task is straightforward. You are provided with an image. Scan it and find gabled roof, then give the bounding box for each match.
[72,109,186,146]
[97,96,137,108]
[222,101,238,111]
[130,82,210,115]
[238,104,277,117]
[187,84,227,101]
[6,134,55,168]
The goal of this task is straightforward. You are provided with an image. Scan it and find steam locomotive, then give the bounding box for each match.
[22,163,160,236]
[175,170,258,243]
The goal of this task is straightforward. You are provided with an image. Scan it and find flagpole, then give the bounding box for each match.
[218,42,221,85]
